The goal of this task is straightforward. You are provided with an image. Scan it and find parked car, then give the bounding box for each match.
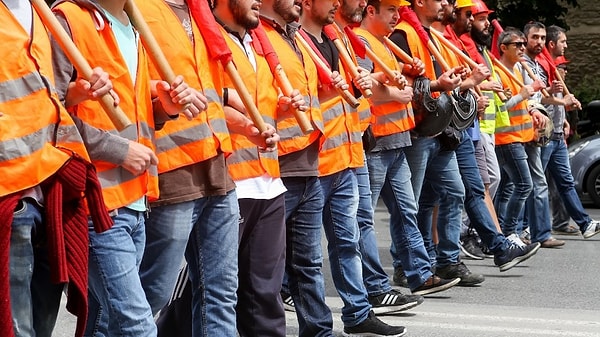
[569,134,600,207]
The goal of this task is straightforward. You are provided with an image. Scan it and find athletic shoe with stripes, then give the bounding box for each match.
[368,289,424,315]
[280,291,295,312]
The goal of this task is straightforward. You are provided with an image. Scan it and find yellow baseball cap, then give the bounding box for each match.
[381,0,411,6]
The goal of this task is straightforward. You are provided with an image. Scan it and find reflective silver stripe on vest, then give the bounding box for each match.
[205,88,219,104]
[262,115,276,127]
[349,130,362,143]
[322,103,344,123]
[227,146,278,166]
[0,72,48,104]
[55,124,85,146]
[495,121,532,134]
[321,132,350,151]
[97,164,158,190]
[278,123,303,141]
[155,123,213,154]
[358,107,371,123]
[208,117,228,135]
[0,124,56,161]
[481,91,496,121]
[373,109,407,126]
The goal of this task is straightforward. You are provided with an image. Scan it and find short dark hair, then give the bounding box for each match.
[364,0,382,19]
[523,21,545,37]
[546,25,566,46]
[497,28,525,56]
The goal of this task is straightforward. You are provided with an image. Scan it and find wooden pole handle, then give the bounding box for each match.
[331,39,373,98]
[554,69,571,96]
[363,47,406,90]
[124,0,176,83]
[295,32,360,108]
[491,57,524,87]
[519,61,550,97]
[31,0,131,131]
[383,36,413,64]
[223,62,268,133]
[272,64,314,134]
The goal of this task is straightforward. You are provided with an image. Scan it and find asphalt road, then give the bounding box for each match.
[53,202,600,337]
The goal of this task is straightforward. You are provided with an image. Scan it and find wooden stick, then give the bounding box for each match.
[327,25,372,98]
[383,36,413,64]
[519,60,550,97]
[271,64,314,134]
[362,46,406,90]
[554,68,571,96]
[295,32,360,108]
[31,0,131,130]
[124,0,269,132]
[490,57,524,87]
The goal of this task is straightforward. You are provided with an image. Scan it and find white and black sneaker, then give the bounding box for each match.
[368,289,424,315]
[343,311,407,337]
[280,291,295,312]
[494,242,541,272]
[583,220,600,239]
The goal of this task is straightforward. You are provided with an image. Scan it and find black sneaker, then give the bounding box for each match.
[280,291,295,312]
[480,244,495,258]
[435,262,485,286]
[494,242,541,272]
[411,275,460,296]
[392,266,409,288]
[460,235,485,260]
[343,311,406,336]
[368,289,424,315]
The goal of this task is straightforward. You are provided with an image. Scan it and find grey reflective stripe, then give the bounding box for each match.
[98,165,147,189]
[154,123,213,154]
[0,72,47,104]
[308,95,319,109]
[278,123,303,141]
[482,112,495,121]
[358,107,371,122]
[496,121,533,134]
[227,146,278,165]
[208,117,228,134]
[350,131,362,143]
[56,124,84,145]
[322,103,344,123]
[510,108,528,117]
[138,121,155,142]
[263,115,276,126]
[373,109,406,126]
[322,132,350,151]
[205,88,219,104]
[0,124,59,161]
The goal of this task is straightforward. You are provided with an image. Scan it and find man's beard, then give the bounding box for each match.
[274,0,300,23]
[471,27,491,48]
[339,1,363,24]
[231,0,260,29]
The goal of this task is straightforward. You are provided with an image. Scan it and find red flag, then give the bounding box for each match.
[490,19,503,59]
[537,47,556,84]
[342,26,366,59]
[399,6,430,48]
[187,0,232,65]
[459,33,485,65]
[322,25,339,46]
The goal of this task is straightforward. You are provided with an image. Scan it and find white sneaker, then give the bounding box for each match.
[506,233,526,247]
[583,220,600,239]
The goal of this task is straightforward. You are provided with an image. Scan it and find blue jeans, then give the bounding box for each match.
[85,207,156,337]
[524,144,552,243]
[404,137,465,267]
[456,131,508,253]
[140,190,239,319]
[10,199,63,337]
[541,138,591,230]
[282,176,333,337]
[356,159,392,296]
[320,169,370,327]
[495,143,533,236]
[184,191,239,337]
[366,148,433,290]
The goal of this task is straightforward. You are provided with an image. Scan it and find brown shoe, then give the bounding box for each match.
[540,237,565,248]
[411,275,460,296]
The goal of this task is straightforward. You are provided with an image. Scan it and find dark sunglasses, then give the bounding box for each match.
[504,41,526,48]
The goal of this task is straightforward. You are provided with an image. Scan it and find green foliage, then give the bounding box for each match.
[572,75,600,110]
[485,0,579,30]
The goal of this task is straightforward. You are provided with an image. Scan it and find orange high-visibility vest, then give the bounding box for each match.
[353,27,415,137]
[261,22,324,156]
[136,0,232,173]
[315,46,364,176]
[0,6,89,197]
[220,27,280,181]
[395,21,438,81]
[494,65,534,145]
[53,2,159,211]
